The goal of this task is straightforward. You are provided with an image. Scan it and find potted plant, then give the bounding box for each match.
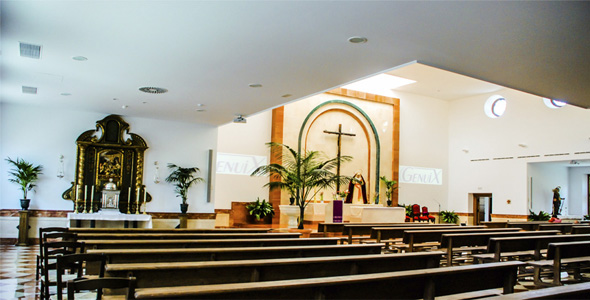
[528,210,551,221]
[165,163,204,214]
[251,142,352,229]
[246,197,275,223]
[5,157,43,210]
[379,176,398,207]
[440,210,459,224]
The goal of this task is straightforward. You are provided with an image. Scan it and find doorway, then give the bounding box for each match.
[473,194,492,225]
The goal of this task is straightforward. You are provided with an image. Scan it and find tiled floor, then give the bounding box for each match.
[0,245,40,300]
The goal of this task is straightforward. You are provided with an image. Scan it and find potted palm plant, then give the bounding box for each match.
[251,142,352,229]
[379,176,398,207]
[5,157,43,210]
[246,197,275,223]
[165,163,204,213]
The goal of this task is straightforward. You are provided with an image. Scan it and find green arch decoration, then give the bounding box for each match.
[297,100,381,203]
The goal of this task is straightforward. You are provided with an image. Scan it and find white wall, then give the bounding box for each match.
[393,91,449,212]
[214,111,272,210]
[448,88,590,217]
[528,162,568,215]
[568,166,590,216]
[0,103,218,213]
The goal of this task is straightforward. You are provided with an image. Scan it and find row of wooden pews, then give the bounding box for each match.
[61,223,590,299]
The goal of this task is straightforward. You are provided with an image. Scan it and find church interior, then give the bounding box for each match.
[1,1,590,299]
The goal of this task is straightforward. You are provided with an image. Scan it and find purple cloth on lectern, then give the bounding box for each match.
[333,200,343,223]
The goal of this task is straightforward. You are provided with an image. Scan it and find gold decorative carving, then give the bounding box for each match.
[62,115,150,214]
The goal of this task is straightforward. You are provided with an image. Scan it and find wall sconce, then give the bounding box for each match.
[153,161,161,184]
[57,155,65,179]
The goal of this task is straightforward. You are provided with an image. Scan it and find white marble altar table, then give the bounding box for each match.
[67,211,152,228]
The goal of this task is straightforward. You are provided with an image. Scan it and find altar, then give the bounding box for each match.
[67,211,152,228]
[305,202,405,223]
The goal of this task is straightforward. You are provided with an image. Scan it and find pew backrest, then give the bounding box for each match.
[133,261,524,300]
[538,223,574,234]
[106,252,443,288]
[77,232,301,240]
[372,225,459,242]
[69,228,272,234]
[484,281,590,299]
[82,237,341,250]
[487,234,590,261]
[89,244,384,264]
[571,225,590,234]
[546,240,590,260]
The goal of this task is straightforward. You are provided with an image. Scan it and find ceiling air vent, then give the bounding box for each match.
[19,42,42,59]
[139,87,168,94]
[22,86,38,94]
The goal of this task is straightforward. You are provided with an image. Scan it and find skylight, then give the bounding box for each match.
[342,74,416,97]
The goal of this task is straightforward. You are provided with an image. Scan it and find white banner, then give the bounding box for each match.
[216,152,268,176]
[399,165,442,185]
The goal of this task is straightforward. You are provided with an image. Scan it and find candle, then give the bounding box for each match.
[143,188,147,214]
[136,187,140,214]
[90,185,95,213]
[83,185,88,213]
[127,187,131,214]
[74,184,79,213]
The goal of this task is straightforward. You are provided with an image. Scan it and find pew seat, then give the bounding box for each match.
[527,241,590,285]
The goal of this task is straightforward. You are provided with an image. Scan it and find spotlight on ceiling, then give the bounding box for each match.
[233,115,247,124]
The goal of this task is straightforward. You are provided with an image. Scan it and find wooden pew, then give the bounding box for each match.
[133,261,524,299]
[506,222,541,231]
[372,225,460,244]
[481,221,508,228]
[401,227,520,252]
[343,223,455,244]
[88,244,384,264]
[69,228,272,234]
[107,252,443,289]
[440,230,559,266]
[538,223,574,234]
[317,222,437,235]
[528,241,590,285]
[485,281,590,299]
[76,232,301,240]
[571,225,590,234]
[82,237,341,250]
[472,234,590,263]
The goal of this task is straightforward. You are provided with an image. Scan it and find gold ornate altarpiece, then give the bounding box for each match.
[62,115,151,213]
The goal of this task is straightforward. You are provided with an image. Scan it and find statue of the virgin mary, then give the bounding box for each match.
[345,172,368,204]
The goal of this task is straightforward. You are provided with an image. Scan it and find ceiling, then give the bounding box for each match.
[1,1,589,126]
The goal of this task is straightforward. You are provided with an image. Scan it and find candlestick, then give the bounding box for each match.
[136,187,140,214]
[83,185,88,213]
[143,188,147,214]
[74,184,79,213]
[90,185,95,213]
[127,187,131,214]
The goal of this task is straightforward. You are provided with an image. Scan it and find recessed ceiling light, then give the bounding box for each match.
[248,83,262,88]
[142,101,147,104]
[196,109,206,112]
[281,94,292,98]
[348,36,368,44]
[60,92,72,96]
[121,105,128,109]
[139,87,168,94]
[72,56,88,61]
[113,98,118,101]
[197,103,205,107]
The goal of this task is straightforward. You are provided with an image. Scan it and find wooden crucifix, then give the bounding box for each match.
[323,124,356,192]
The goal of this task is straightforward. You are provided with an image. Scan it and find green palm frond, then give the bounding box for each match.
[165,163,204,204]
[5,157,43,199]
[251,143,352,227]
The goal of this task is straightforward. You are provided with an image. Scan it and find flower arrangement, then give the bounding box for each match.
[334,190,349,199]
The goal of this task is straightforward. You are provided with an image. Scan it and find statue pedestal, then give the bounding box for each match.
[179,213,188,228]
[16,210,30,246]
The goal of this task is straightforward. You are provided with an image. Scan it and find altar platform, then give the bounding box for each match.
[304,202,405,223]
[67,210,152,228]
